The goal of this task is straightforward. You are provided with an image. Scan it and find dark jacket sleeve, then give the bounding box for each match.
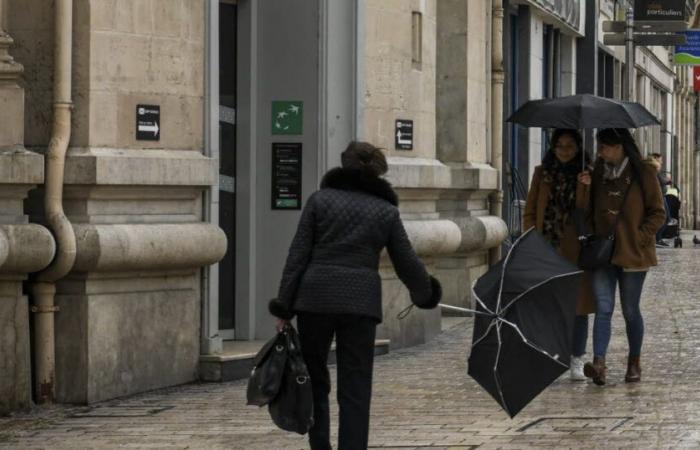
[386,212,441,309]
[268,194,317,320]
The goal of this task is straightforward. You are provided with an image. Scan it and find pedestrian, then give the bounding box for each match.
[268,141,442,450]
[523,128,595,382]
[647,152,670,247]
[583,128,665,386]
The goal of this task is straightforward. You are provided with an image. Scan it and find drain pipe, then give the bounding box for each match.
[31,0,75,404]
[489,0,505,265]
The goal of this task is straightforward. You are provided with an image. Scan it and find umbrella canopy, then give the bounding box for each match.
[467,228,583,418]
[506,94,660,129]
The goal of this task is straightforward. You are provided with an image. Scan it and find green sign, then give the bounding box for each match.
[271,101,303,135]
[674,31,700,65]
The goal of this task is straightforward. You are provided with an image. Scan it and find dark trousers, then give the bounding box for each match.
[297,312,377,450]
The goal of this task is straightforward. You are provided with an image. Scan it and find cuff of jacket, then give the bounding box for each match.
[411,276,442,309]
[268,298,295,320]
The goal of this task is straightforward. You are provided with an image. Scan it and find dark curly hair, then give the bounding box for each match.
[596,128,644,185]
[542,128,589,168]
[341,141,388,177]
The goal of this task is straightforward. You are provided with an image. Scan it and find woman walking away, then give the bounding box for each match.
[523,129,595,382]
[269,141,441,450]
[583,128,665,386]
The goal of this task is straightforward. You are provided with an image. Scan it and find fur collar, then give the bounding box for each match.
[320,167,398,206]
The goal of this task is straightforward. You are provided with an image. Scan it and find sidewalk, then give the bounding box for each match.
[2,241,700,449]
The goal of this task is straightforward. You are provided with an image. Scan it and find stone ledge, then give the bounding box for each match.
[61,148,216,186]
[0,224,55,274]
[386,156,499,191]
[0,148,43,185]
[72,223,227,272]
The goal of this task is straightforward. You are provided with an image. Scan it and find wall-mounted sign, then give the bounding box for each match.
[272,143,302,210]
[674,31,700,64]
[136,105,160,141]
[634,0,685,21]
[694,67,700,92]
[395,119,414,150]
[272,101,303,135]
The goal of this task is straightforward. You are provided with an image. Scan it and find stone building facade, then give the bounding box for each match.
[0,0,508,413]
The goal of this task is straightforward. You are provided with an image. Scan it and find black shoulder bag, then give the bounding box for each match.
[578,181,631,271]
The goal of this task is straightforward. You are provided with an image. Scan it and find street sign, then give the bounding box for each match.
[602,20,688,32]
[271,143,302,210]
[603,33,686,46]
[271,101,303,135]
[674,31,700,64]
[395,119,413,150]
[694,67,700,92]
[136,105,160,141]
[634,0,686,21]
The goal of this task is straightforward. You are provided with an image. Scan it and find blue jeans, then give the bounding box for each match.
[591,266,647,358]
[572,315,589,357]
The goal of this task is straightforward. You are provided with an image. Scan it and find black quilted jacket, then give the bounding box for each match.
[269,167,441,322]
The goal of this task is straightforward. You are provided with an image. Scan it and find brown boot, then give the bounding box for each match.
[625,356,641,383]
[583,356,606,386]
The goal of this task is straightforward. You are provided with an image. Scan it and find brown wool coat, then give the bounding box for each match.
[586,161,666,270]
[524,165,595,315]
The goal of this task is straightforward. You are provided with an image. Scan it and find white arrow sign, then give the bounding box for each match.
[138,122,159,136]
[396,130,411,145]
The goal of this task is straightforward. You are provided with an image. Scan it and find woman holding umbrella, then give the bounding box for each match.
[583,128,665,385]
[524,128,595,381]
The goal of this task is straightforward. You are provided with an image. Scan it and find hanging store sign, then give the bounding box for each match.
[272,143,302,210]
[634,0,686,21]
[136,105,160,141]
[674,31,700,64]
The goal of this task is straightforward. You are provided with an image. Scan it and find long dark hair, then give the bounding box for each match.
[596,128,644,185]
[542,128,589,169]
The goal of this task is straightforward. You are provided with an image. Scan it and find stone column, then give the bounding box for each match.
[0,0,54,414]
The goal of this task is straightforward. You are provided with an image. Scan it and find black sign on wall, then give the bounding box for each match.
[634,0,686,21]
[136,105,161,141]
[272,143,302,210]
[395,119,414,150]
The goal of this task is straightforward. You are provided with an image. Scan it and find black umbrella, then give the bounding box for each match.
[506,94,660,129]
[465,228,583,418]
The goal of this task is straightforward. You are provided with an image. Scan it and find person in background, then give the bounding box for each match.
[524,128,595,382]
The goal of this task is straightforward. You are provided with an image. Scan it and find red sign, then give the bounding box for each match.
[694,66,700,92]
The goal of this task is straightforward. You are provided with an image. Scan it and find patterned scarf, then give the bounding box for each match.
[541,158,579,249]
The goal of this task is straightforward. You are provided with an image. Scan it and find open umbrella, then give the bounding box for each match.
[506,93,660,129]
[465,228,583,418]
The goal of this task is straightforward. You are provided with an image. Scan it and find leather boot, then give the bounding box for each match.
[583,356,606,386]
[625,356,641,383]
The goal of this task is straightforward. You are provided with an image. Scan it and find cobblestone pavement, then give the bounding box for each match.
[2,239,700,449]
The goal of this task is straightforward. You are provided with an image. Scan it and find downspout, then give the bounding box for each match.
[489,0,505,265]
[31,0,75,404]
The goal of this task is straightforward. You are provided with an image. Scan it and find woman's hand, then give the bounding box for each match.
[578,171,592,186]
[275,318,288,332]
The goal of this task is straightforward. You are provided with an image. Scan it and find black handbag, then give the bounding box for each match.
[578,182,631,270]
[246,330,288,406]
[268,324,314,435]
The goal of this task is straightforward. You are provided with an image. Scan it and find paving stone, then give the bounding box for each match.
[2,238,700,448]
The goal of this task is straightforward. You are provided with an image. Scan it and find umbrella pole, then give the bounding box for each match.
[439,303,492,317]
